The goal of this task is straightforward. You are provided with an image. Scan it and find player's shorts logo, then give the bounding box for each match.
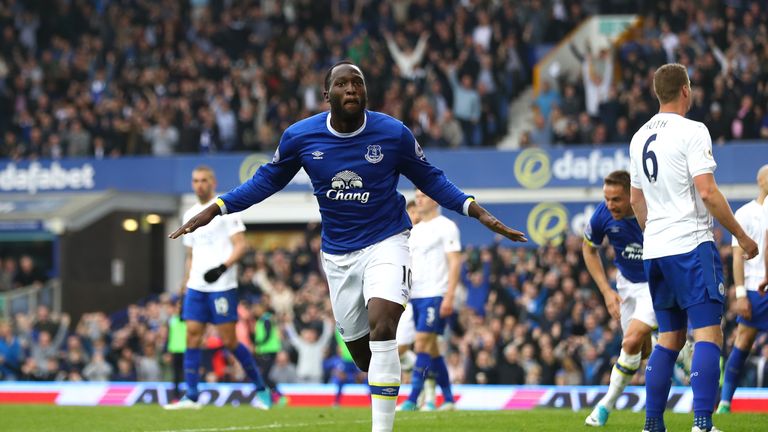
[336,321,344,335]
[514,148,551,189]
[239,154,271,183]
[365,145,384,164]
[327,170,369,203]
[214,297,229,315]
[527,202,568,246]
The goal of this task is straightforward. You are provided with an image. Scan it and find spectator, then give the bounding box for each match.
[136,342,162,382]
[384,31,430,80]
[441,55,482,147]
[0,320,22,379]
[13,255,47,288]
[269,350,298,385]
[83,352,113,382]
[497,344,525,384]
[462,251,492,317]
[283,317,333,383]
[143,116,179,156]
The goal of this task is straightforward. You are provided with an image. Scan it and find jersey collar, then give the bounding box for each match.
[326,111,367,138]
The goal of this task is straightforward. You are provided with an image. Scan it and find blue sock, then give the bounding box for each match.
[232,343,266,391]
[691,341,720,430]
[721,346,747,404]
[408,353,431,404]
[183,348,201,401]
[334,378,344,405]
[430,355,454,403]
[644,345,678,432]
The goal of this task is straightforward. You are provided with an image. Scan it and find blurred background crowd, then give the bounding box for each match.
[2,228,767,391]
[2,0,767,160]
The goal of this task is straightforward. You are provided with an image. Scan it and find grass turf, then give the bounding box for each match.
[0,405,765,431]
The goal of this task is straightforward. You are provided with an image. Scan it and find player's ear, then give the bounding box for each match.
[323,90,329,102]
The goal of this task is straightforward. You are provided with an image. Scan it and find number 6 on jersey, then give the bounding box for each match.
[642,133,658,183]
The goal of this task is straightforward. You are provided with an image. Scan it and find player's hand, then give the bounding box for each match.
[477,212,527,242]
[204,264,227,283]
[169,204,220,239]
[734,296,752,321]
[737,235,758,260]
[603,290,621,321]
[439,296,454,318]
[758,279,768,296]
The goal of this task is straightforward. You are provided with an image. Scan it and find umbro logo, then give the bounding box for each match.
[312,151,324,160]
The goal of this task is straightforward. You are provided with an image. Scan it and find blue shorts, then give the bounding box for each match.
[644,241,724,332]
[736,290,768,332]
[411,296,446,334]
[182,288,238,324]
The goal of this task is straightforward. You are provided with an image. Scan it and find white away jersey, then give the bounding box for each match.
[629,113,717,259]
[732,200,766,290]
[409,215,461,298]
[183,199,245,292]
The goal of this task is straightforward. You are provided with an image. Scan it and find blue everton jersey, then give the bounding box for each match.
[584,202,646,283]
[220,110,471,254]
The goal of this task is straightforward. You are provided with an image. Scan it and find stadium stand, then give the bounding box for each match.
[2,229,766,390]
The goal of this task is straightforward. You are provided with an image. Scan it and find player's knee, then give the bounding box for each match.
[622,333,644,354]
[221,335,238,350]
[734,326,757,350]
[369,319,398,341]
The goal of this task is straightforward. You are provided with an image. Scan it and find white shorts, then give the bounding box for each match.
[321,231,412,342]
[617,271,657,334]
[396,302,416,346]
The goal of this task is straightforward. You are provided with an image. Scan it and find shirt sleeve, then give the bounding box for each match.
[396,125,473,216]
[219,130,302,213]
[687,124,717,178]
[225,214,246,236]
[583,207,605,247]
[442,220,462,253]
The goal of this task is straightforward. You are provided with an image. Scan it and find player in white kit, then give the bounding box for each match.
[164,166,270,410]
[717,165,768,414]
[629,64,757,432]
[397,190,461,412]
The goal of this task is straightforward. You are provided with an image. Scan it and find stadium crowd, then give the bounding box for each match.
[528,0,768,147]
[2,227,767,393]
[0,0,558,159]
[0,255,49,292]
[0,1,766,158]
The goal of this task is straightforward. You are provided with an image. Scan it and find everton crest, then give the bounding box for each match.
[365,144,384,164]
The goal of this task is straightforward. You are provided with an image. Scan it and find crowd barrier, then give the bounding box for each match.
[1,382,766,412]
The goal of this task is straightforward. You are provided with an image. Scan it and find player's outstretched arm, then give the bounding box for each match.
[693,173,758,259]
[169,202,221,239]
[467,201,527,242]
[629,187,647,231]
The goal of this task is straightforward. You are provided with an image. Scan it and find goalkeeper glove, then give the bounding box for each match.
[204,264,227,283]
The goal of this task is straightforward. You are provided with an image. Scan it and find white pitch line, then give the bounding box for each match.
[149,414,442,432]
[149,418,368,432]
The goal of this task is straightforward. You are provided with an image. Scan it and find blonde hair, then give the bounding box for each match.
[653,64,689,104]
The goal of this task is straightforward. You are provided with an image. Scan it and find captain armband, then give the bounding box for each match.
[215,198,228,215]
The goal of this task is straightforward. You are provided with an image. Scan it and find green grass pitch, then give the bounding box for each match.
[0,406,765,431]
